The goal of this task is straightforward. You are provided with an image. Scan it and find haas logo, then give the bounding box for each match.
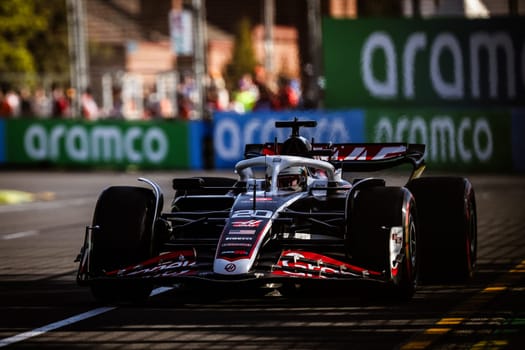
[224,263,236,272]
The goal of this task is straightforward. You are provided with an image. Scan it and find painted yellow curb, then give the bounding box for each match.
[0,190,55,205]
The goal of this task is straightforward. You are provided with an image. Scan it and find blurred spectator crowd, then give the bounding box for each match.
[205,66,300,115]
[0,67,301,120]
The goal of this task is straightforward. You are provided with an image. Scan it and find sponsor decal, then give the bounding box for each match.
[240,198,274,204]
[323,18,525,107]
[221,243,253,247]
[212,111,365,168]
[228,229,256,235]
[105,250,197,278]
[372,114,494,163]
[23,124,168,163]
[231,219,263,228]
[217,213,270,263]
[109,259,196,278]
[391,232,403,245]
[365,109,514,171]
[338,145,407,161]
[224,263,236,272]
[360,30,520,100]
[221,250,249,255]
[225,236,254,241]
[389,227,404,278]
[273,250,381,279]
[5,119,193,168]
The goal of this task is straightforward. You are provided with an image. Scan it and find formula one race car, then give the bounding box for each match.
[76,118,477,303]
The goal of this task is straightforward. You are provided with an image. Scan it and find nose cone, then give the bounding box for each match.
[214,258,252,275]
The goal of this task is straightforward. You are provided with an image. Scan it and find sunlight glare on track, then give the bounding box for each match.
[0,286,173,348]
[400,260,525,349]
[1,230,39,240]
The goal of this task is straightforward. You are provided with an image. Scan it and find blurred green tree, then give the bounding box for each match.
[0,0,69,88]
[224,16,258,92]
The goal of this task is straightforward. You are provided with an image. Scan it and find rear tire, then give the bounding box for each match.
[347,186,418,300]
[89,186,156,304]
[407,177,477,283]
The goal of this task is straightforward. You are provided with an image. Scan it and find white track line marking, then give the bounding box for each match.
[0,307,115,348]
[1,230,39,240]
[0,286,173,348]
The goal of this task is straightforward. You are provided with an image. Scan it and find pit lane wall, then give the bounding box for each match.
[212,110,365,169]
[0,118,208,169]
[316,17,525,173]
[211,109,525,172]
[0,109,523,172]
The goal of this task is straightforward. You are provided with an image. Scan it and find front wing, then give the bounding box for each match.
[77,247,386,286]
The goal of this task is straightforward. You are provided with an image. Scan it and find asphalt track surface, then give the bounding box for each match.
[0,170,524,349]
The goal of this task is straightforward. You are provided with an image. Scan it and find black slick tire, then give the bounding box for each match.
[347,186,418,300]
[407,177,477,283]
[89,186,155,304]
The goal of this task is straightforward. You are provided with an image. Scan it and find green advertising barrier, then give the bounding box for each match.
[5,119,192,169]
[323,18,525,108]
[365,109,512,172]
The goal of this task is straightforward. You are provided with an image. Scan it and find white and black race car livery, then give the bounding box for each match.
[76,118,477,303]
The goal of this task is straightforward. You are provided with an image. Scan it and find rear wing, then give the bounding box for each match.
[244,142,426,179]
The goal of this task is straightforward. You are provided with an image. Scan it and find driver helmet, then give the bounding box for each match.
[281,136,312,156]
[277,166,307,191]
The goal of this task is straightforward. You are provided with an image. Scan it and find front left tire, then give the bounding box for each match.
[407,177,477,283]
[347,186,418,300]
[89,186,156,304]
